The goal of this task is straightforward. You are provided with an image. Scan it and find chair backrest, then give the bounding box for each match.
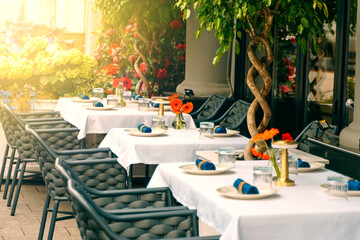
[0,103,20,147]
[67,178,198,240]
[217,99,250,130]
[192,94,227,121]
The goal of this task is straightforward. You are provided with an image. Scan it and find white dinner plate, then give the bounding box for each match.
[179,164,232,175]
[217,186,279,200]
[320,184,360,196]
[147,106,171,111]
[124,128,167,137]
[72,97,99,103]
[85,105,114,111]
[213,129,240,137]
[298,162,325,172]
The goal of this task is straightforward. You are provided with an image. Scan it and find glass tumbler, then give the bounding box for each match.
[218,147,236,168]
[138,98,150,111]
[253,166,273,189]
[327,176,348,201]
[124,91,132,101]
[107,95,118,107]
[93,88,104,99]
[151,116,166,129]
[199,122,214,139]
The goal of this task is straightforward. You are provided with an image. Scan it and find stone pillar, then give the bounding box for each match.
[176,9,233,98]
[84,0,98,56]
[339,0,360,149]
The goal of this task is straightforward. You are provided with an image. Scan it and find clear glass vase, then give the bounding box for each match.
[172,113,186,130]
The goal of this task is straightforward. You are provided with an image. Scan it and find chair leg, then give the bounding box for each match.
[0,144,10,191]
[11,162,27,216]
[3,147,16,199]
[7,157,21,206]
[47,200,60,240]
[38,194,51,240]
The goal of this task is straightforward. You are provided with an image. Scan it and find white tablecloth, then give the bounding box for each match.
[148,161,360,240]
[55,98,196,139]
[99,128,248,170]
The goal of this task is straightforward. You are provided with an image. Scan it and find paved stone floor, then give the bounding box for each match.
[0,181,81,240]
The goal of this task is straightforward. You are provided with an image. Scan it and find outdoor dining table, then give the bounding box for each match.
[98,128,249,171]
[148,161,360,240]
[55,97,196,139]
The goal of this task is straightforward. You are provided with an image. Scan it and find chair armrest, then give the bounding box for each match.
[17,111,60,118]
[105,206,188,215]
[23,117,64,123]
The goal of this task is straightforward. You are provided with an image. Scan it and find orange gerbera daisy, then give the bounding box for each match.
[170,98,182,112]
[253,133,264,143]
[168,93,179,101]
[262,128,279,141]
[181,102,193,114]
[251,147,262,157]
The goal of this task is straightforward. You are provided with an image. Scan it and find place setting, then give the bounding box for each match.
[84,100,115,111]
[320,177,360,198]
[199,122,240,138]
[71,93,100,103]
[124,123,167,137]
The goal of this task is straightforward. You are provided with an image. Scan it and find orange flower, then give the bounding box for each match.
[112,78,121,88]
[262,128,279,141]
[251,147,262,157]
[181,102,193,114]
[261,153,270,160]
[253,133,264,143]
[168,93,179,101]
[170,98,182,112]
[122,76,132,90]
[282,133,293,141]
[108,43,120,57]
[103,64,118,75]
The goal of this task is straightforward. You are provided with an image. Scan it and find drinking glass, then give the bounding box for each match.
[199,122,214,139]
[93,88,104,99]
[327,176,348,201]
[218,147,236,168]
[253,166,273,189]
[124,91,132,101]
[288,154,299,175]
[151,116,166,129]
[138,98,150,111]
[107,95,118,107]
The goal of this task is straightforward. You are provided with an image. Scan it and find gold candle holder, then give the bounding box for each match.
[272,140,298,187]
[158,103,164,116]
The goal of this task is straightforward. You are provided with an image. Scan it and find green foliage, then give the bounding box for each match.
[176,0,334,64]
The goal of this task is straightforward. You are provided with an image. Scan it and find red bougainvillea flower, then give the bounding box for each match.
[105,90,114,95]
[170,98,182,112]
[290,36,296,44]
[108,43,120,57]
[103,64,119,75]
[112,78,121,88]
[157,68,167,80]
[177,43,183,51]
[164,58,171,67]
[133,69,140,79]
[133,32,138,39]
[170,20,182,30]
[179,55,185,61]
[181,102,193,114]
[129,55,136,63]
[279,85,293,94]
[140,62,147,74]
[282,133,293,141]
[113,56,119,63]
[168,93,179,101]
[125,25,132,34]
[183,43,186,49]
[122,76,132,90]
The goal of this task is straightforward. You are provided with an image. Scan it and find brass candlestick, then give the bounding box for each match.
[158,103,164,116]
[272,140,298,187]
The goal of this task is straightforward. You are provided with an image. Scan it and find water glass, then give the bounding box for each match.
[138,98,150,111]
[199,122,214,139]
[288,154,299,175]
[124,91,132,101]
[151,116,166,129]
[93,88,104,99]
[327,176,348,201]
[107,95,118,107]
[218,147,236,168]
[253,166,273,189]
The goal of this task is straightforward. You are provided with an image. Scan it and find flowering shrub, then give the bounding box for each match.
[0,84,39,112]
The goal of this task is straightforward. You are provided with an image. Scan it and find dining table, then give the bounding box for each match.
[55,97,196,139]
[148,160,360,240]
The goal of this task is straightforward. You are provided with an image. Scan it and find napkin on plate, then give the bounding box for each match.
[133,94,143,101]
[137,124,152,133]
[79,94,90,99]
[151,102,160,108]
[233,178,259,194]
[92,100,104,107]
[298,159,310,168]
[214,125,227,133]
[195,159,216,170]
[348,178,360,191]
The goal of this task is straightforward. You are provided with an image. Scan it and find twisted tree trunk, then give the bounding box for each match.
[243,10,275,160]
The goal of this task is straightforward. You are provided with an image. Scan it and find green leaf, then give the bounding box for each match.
[298,24,304,34]
[215,18,221,30]
[323,3,329,18]
[212,56,219,65]
[184,9,191,20]
[237,31,242,39]
[195,29,202,39]
[301,18,309,28]
[235,40,240,55]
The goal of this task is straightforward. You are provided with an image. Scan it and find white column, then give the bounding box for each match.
[176,9,233,98]
[339,0,360,149]
[84,0,98,56]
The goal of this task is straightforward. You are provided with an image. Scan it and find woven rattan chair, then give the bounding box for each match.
[210,99,250,133]
[190,94,227,127]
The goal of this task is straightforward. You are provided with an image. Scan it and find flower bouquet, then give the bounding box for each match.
[168,94,193,130]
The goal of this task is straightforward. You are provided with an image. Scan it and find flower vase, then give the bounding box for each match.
[172,113,186,130]
[116,87,126,107]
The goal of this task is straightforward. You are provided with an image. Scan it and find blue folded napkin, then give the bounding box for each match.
[79,94,90,99]
[348,178,360,191]
[195,159,216,170]
[92,100,104,107]
[133,94,143,101]
[151,102,159,108]
[298,159,310,168]
[214,125,227,133]
[137,124,152,133]
[233,178,259,194]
